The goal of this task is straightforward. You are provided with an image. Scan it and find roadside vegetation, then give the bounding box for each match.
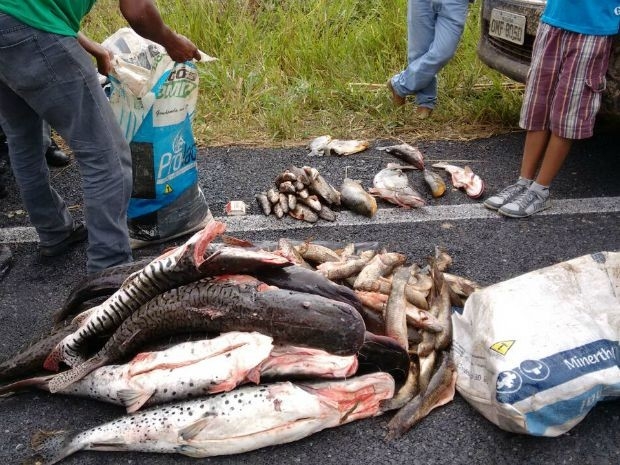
[84,0,524,147]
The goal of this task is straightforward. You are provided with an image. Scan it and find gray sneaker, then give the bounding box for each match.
[498,189,551,218]
[483,182,529,210]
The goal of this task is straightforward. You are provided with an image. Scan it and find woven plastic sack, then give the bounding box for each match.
[103,28,216,248]
[452,252,620,436]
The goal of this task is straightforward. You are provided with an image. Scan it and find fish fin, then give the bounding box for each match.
[118,388,154,413]
[245,366,262,385]
[178,417,210,441]
[221,235,255,247]
[176,444,205,458]
[179,418,209,441]
[30,429,76,465]
[47,357,105,393]
[0,374,54,396]
[193,220,226,268]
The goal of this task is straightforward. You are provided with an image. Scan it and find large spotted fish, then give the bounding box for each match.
[31,373,394,464]
[46,274,366,393]
[44,221,291,371]
[1,333,358,412]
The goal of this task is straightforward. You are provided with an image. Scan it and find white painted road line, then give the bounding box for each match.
[1,196,619,243]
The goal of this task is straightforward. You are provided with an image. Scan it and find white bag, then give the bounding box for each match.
[103,28,217,247]
[452,252,620,436]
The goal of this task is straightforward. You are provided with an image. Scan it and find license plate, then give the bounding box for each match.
[489,9,526,45]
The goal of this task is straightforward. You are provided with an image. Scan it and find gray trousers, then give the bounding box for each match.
[0,13,133,273]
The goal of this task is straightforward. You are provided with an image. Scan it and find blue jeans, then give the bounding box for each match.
[391,0,469,109]
[0,14,133,273]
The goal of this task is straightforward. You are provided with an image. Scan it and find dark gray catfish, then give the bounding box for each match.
[0,323,77,383]
[54,258,156,323]
[45,221,292,371]
[48,274,365,393]
[259,265,363,313]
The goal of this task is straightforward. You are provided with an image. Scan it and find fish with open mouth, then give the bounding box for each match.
[30,373,394,464]
[376,143,425,170]
[369,167,426,209]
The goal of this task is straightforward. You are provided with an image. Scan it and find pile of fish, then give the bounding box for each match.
[255,165,340,222]
[0,221,482,464]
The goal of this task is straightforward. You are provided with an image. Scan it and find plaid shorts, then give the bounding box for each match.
[519,22,613,139]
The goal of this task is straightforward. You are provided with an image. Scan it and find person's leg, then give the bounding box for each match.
[414,0,468,109]
[390,0,436,99]
[519,130,550,180]
[534,134,572,186]
[0,80,75,242]
[0,17,132,272]
[393,0,469,108]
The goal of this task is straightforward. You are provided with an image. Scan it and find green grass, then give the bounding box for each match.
[83,0,524,146]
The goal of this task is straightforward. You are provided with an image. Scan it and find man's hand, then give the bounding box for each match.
[161,32,201,63]
[119,0,202,63]
[77,32,113,75]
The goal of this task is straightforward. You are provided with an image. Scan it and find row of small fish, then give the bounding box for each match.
[255,165,340,222]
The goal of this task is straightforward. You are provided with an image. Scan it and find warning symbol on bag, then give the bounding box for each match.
[164,184,173,194]
[490,340,515,356]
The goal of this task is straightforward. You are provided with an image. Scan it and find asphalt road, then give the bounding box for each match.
[0,130,619,464]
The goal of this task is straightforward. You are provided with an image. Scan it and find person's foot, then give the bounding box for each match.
[387,79,406,107]
[415,106,433,120]
[45,139,70,167]
[39,223,88,257]
[498,189,551,218]
[483,181,530,210]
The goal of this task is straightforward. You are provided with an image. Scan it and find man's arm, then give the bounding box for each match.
[77,32,112,75]
[119,0,201,62]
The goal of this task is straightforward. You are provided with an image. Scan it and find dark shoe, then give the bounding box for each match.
[45,140,70,167]
[39,223,88,257]
[387,79,406,107]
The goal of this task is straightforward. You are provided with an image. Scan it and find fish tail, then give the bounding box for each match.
[47,357,105,393]
[0,374,54,396]
[117,388,154,413]
[30,430,78,465]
